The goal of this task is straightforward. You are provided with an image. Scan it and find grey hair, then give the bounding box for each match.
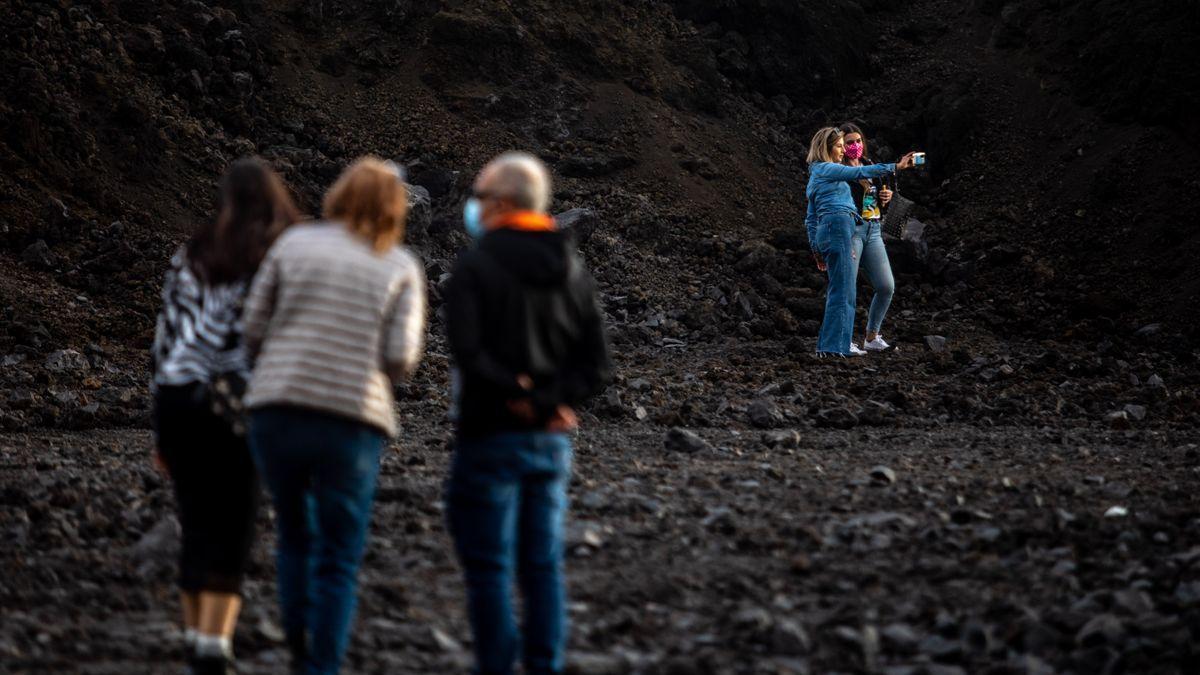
[482,151,552,212]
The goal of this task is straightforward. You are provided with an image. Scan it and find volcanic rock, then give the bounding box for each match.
[919,634,963,662]
[770,619,812,654]
[869,465,897,486]
[129,516,180,573]
[747,399,785,428]
[858,400,895,426]
[663,428,711,454]
[565,652,630,675]
[1105,410,1131,429]
[815,407,858,429]
[21,240,57,269]
[761,430,801,449]
[1122,404,1146,421]
[1075,614,1125,647]
[556,208,600,246]
[404,183,432,243]
[880,623,919,654]
[45,349,90,374]
[1112,588,1154,616]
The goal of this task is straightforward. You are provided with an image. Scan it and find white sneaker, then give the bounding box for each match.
[849,343,868,357]
[863,336,891,351]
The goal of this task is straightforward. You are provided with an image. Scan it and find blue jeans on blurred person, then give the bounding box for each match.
[815,211,858,355]
[249,407,385,675]
[447,432,573,675]
[852,219,896,335]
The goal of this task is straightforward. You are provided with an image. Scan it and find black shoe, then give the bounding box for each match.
[186,654,234,675]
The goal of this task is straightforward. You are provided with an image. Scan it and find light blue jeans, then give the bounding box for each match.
[852,220,895,335]
[814,212,857,355]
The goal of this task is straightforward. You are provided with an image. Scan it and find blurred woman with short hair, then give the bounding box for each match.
[242,157,426,675]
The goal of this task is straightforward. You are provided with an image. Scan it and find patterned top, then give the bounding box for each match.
[242,223,427,436]
[151,247,250,389]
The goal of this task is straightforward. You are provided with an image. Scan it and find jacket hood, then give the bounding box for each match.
[478,228,572,286]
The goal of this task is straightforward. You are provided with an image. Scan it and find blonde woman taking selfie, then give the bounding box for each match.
[804,126,915,358]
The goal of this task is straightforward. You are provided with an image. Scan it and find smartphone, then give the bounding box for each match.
[913,152,926,166]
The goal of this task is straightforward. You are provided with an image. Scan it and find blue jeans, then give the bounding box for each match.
[248,407,385,675]
[446,432,573,675]
[852,220,895,335]
[815,211,858,354]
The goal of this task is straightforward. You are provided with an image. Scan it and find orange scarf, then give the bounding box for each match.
[491,211,556,232]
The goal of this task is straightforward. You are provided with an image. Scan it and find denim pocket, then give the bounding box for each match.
[818,214,852,255]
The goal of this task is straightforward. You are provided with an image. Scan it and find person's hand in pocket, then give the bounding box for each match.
[506,398,537,422]
[152,449,168,476]
[547,405,578,432]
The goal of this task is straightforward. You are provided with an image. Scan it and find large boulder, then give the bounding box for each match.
[404,183,433,244]
[555,208,599,247]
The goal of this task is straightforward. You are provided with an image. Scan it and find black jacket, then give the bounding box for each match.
[445,227,613,438]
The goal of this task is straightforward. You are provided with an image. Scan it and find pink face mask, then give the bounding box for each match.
[844,141,864,160]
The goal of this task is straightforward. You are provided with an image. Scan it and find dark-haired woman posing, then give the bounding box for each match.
[805,127,914,357]
[151,157,299,674]
[839,122,896,352]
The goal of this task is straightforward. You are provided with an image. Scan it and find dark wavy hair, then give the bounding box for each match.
[838,122,871,162]
[187,157,300,284]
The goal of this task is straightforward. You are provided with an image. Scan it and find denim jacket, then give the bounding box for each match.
[804,161,896,251]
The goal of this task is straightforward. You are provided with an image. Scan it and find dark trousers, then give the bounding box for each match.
[447,432,573,675]
[153,384,260,594]
[248,407,384,675]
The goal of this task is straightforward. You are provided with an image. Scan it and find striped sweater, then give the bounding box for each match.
[242,222,427,436]
[151,247,250,389]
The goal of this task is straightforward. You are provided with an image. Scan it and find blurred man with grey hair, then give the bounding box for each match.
[445,151,612,674]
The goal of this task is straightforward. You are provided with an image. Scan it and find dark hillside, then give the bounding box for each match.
[2,1,1196,435]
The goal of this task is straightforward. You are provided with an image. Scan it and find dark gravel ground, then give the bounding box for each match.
[3,411,1198,674]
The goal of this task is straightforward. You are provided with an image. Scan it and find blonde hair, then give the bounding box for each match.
[806,127,844,164]
[323,157,408,252]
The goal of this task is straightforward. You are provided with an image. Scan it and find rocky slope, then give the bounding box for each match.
[1,0,1197,431]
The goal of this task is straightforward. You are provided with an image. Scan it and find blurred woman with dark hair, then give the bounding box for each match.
[242,157,427,675]
[151,157,300,674]
[839,122,896,352]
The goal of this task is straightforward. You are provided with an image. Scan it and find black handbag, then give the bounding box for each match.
[881,173,915,238]
[208,373,248,437]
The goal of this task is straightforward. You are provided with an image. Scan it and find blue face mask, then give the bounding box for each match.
[463,198,484,239]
